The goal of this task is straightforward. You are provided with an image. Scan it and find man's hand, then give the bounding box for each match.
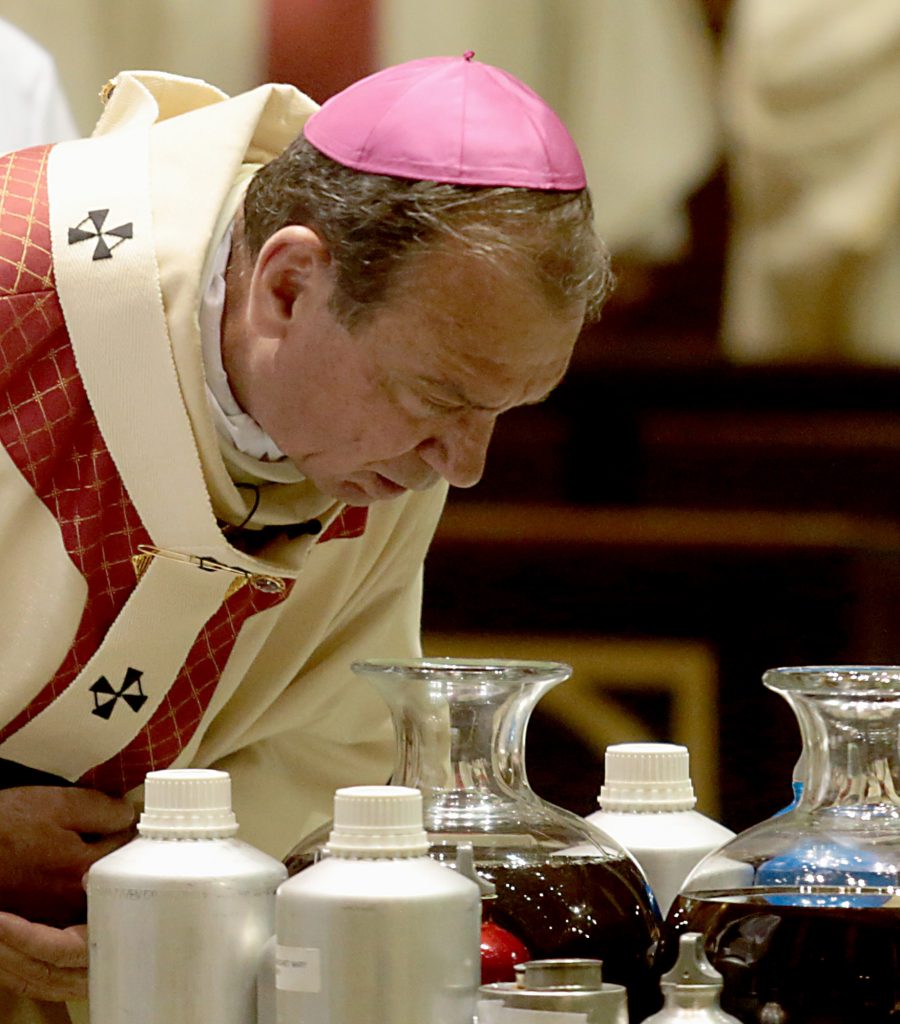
[0,915,87,1002]
[0,787,135,927]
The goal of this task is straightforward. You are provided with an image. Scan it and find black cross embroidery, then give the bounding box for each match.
[90,667,148,720]
[68,209,133,260]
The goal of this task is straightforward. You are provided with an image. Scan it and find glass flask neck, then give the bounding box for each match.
[766,667,900,820]
[374,676,557,799]
[353,660,572,833]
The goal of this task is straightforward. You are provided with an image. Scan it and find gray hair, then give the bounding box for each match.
[243,135,613,328]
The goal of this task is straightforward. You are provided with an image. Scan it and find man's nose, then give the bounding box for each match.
[417,411,496,488]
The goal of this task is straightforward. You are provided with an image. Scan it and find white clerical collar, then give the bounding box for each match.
[200,224,285,462]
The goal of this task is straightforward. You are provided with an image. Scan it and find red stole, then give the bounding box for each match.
[0,145,363,794]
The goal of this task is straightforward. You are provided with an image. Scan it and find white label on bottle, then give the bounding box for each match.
[275,945,321,992]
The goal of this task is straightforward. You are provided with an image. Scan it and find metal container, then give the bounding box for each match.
[87,769,287,1024]
[642,934,741,1024]
[275,786,481,1024]
[479,958,629,1023]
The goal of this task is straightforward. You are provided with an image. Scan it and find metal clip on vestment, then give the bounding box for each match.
[131,545,286,597]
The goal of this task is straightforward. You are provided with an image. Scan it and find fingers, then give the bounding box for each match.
[62,924,88,959]
[0,788,137,929]
[81,827,137,862]
[0,786,135,837]
[54,788,136,835]
[0,914,87,968]
[0,914,87,1001]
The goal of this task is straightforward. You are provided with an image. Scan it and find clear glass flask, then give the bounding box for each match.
[285,658,661,1022]
[665,665,900,1024]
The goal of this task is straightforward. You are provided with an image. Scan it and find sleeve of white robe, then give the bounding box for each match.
[0,19,78,154]
[196,482,449,861]
[722,0,900,362]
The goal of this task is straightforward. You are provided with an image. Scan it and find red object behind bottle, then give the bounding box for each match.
[480,913,531,984]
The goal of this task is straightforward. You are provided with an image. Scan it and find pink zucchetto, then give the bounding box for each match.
[302,52,587,191]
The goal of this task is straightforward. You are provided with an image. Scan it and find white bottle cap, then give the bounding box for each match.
[326,785,429,858]
[599,743,696,811]
[138,768,239,838]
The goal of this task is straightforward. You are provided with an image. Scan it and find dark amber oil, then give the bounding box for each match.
[663,888,900,1024]
[482,856,662,1022]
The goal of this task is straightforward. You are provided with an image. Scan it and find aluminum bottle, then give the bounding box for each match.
[87,768,287,1024]
[586,744,734,917]
[641,933,741,1023]
[275,785,481,1024]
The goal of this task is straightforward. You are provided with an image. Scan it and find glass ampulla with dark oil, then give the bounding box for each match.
[666,891,900,1023]
[483,857,658,1002]
[661,666,900,1024]
[285,659,661,1023]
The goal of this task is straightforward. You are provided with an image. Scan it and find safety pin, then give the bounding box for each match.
[132,545,286,595]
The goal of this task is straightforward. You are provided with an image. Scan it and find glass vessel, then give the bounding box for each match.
[285,658,661,1021]
[664,666,900,1024]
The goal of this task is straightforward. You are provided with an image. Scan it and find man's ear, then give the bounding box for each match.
[245,226,331,339]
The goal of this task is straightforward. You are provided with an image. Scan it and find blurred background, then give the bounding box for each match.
[6,0,900,834]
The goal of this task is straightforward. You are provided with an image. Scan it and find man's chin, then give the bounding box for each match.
[340,492,378,507]
[321,478,404,505]
[315,470,438,504]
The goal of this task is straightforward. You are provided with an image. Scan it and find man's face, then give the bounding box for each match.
[237,238,583,506]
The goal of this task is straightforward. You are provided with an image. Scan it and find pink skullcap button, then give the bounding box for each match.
[303,53,586,190]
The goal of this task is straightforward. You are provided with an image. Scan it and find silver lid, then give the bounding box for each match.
[479,958,627,1023]
[517,958,605,990]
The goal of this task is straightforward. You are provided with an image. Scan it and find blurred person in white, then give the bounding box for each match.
[0,19,78,154]
[378,0,721,270]
[0,0,262,136]
[722,0,900,363]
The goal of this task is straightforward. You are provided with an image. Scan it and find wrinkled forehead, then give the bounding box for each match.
[364,251,582,408]
[391,240,584,331]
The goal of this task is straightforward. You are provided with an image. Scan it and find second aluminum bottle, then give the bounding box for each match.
[274,785,481,1024]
